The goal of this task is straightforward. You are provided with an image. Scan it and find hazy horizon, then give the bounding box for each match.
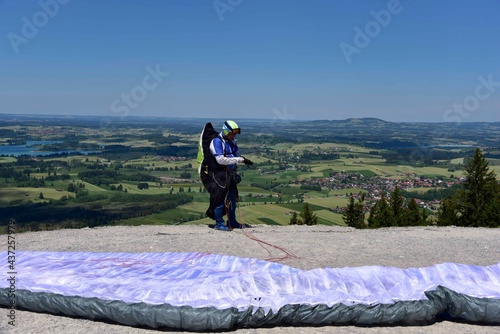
[1,1,499,123]
[3,112,500,124]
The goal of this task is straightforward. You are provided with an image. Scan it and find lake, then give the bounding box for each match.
[0,140,101,157]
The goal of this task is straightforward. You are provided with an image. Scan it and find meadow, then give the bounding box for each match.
[1,116,496,232]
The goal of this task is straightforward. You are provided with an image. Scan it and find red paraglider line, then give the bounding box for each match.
[235,204,298,262]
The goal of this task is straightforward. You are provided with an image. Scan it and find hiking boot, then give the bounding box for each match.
[214,223,231,231]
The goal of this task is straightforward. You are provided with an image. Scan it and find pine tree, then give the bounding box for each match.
[353,199,365,229]
[343,196,357,227]
[343,194,365,229]
[368,193,395,228]
[437,197,458,226]
[67,182,76,192]
[421,207,429,225]
[438,148,500,227]
[380,194,394,227]
[367,200,380,228]
[299,203,318,225]
[406,198,421,226]
[289,212,299,225]
[389,187,405,226]
[456,148,500,227]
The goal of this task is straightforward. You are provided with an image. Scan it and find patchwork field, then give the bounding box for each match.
[0,187,73,205]
[2,117,498,232]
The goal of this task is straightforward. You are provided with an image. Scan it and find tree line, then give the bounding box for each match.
[78,170,158,186]
[343,148,500,228]
[437,148,500,227]
[0,193,193,232]
[289,203,318,225]
[343,189,429,229]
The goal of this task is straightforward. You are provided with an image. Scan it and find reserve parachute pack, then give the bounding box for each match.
[197,122,227,220]
[197,122,219,174]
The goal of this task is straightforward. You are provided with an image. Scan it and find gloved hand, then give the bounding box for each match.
[242,156,254,165]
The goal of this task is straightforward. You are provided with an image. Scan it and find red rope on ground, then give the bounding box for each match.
[235,204,298,262]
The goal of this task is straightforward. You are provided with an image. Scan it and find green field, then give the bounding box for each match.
[0,157,16,163]
[119,201,345,227]
[2,117,498,232]
[305,196,349,208]
[290,157,465,180]
[0,187,73,205]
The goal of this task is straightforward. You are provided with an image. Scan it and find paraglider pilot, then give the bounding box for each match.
[199,120,254,231]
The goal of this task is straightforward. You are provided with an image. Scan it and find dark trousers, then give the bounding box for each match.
[201,170,236,221]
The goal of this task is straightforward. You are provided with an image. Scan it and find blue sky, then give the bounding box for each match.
[1,0,499,122]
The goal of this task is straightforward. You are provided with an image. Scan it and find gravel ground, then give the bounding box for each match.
[1,224,500,334]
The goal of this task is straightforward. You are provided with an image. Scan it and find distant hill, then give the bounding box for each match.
[1,113,499,148]
[259,117,500,148]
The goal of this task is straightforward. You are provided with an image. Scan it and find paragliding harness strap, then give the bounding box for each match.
[199,122,228,181]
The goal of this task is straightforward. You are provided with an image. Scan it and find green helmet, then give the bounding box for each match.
[222,120,240,136]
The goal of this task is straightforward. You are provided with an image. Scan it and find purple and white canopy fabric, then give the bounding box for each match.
[1,251,499,331]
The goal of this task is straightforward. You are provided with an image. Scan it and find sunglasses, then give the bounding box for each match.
[224,122,240,134]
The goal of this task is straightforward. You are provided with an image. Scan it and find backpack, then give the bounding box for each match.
[197,122,220,175]
[198,123,229,220]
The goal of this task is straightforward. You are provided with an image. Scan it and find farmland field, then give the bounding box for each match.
[1,115,499,233]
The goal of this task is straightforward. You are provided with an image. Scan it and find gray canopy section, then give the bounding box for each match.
[1,251,499,331]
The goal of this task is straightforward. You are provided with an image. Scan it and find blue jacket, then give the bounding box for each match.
[209,133,240,170]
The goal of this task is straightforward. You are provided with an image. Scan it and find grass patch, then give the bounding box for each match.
[238,203,297,225]
[306,197,349,208]
[257,217,280,225]
[314,210,346,226]
[120,207,202,226]
[0,187,74,205]
[276,202,327,211]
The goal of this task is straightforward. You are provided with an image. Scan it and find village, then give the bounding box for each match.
[288,170,465,214]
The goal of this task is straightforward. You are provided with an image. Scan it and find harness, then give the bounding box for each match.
[201,134,237,179]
